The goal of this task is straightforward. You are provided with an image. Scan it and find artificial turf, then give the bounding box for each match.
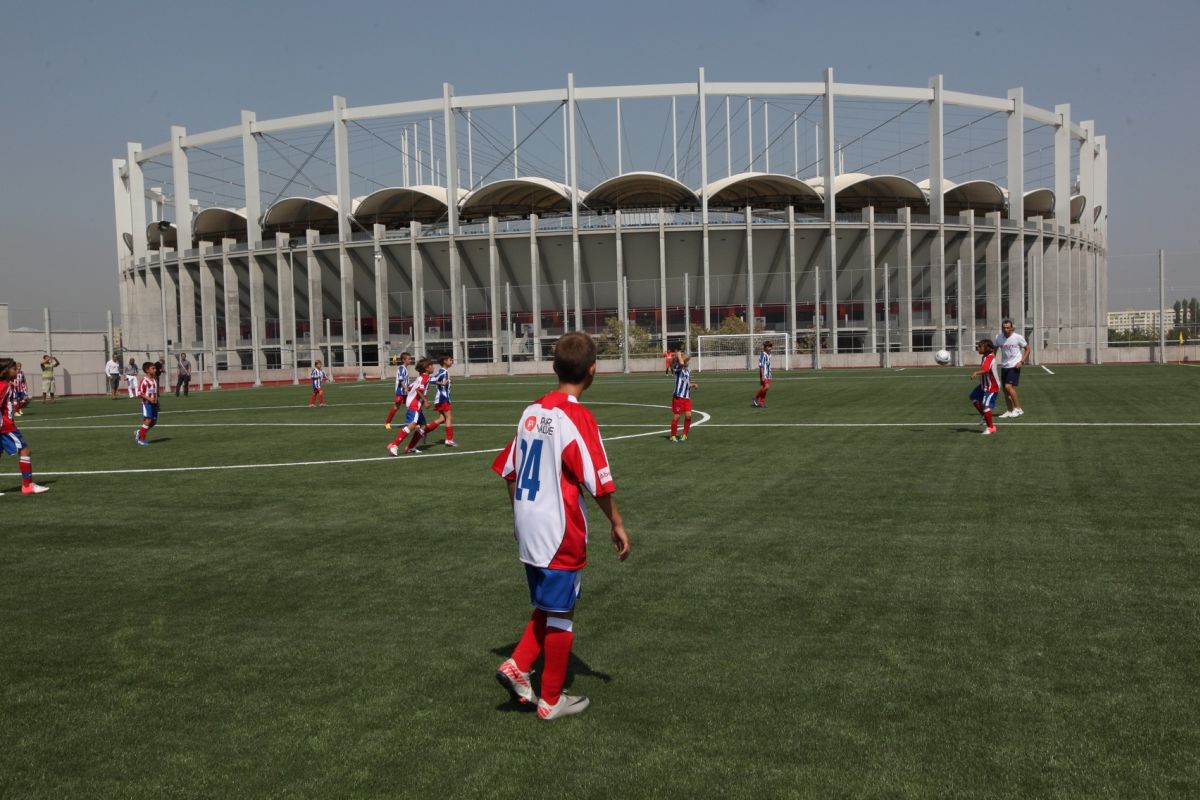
[2,363,1197,798]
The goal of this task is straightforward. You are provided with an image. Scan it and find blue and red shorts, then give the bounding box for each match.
[1,430,28,456]
[403,410,427,427]
[141,402,159,421]
[970,386,997,409]
[524,564,582,613]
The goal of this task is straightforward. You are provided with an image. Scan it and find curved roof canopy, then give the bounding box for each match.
[705,172,823,210]
[812,173,929,213]
[261,195,346,237]
[354,185,465,228]
[918,178,1006,216]
[583,172,697,210]
[459,178,581,220]
[192,207,248,244]
[1022,188,1055,218]
[146,221,178,251]
[1069,194,1087,224]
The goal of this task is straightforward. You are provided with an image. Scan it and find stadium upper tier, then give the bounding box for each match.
[144,172,1091,249]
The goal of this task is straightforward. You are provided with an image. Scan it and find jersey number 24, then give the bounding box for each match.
[515,439,543,501]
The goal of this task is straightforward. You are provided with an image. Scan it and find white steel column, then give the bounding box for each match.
[170,127,196,351]
[568,74,583,330]
[127,144,147,354]
[899,207,913,352]
[530,214,541,363]
[822,68,838,352]
[489,216,501,362]
[616,210,629,372]
[787,205,797,348]
[249,250,263,385]
[198,242,216,374]
[1053,103,1072,342]
[658,208,668,348]
[241,112,262,248]
[443,83,463,362]
[616,99,622,173]
[960,211,977,351]
[672,97,678,181]
[373,224,388,368]
[699,68,712,327]
[1006,88,1026,332]
[332,96,355,365]
[306,230,322,364]
[276,234,296,373]
[410,222,425,356]
[866,206,877,352]
[929,75,946,350]
[112,159,134,350]
[744,204,756,369]
[221,239,239,366]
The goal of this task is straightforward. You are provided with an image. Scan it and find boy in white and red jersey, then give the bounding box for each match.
[386,357,434,455]
[492,331,631,721]
[309,360,330,407]
[0,357,49,494]
[135,361,160,446]
[424,353,456,447]
[752,340,773,407]
[669,352,697,442]
[970,339,1001,436]
[383,352,413,430]
[12,363,28,417]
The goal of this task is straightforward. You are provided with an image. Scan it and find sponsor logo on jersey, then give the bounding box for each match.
[524,415,537,431]
[537,416,555,435]
[598,466,612,484]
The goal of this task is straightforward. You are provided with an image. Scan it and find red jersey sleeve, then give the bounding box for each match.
[564,405,615,498]
[492,437,518,481]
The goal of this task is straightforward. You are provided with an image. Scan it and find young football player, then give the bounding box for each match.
[970,339,1001,436]
[386,357,434,455]
[492,331,631,721]
[135,361,160,446]
[12,362,28,417]
[0,358,49,494]
[424,353,456,447]
[384,352,413,430]
[309,360,331,407]
[669,352,697,443]
[752,340,773,407]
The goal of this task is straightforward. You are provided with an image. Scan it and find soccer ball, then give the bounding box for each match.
[934,349,952,366]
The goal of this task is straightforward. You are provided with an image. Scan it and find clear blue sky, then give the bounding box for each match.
[1,0,1197,314]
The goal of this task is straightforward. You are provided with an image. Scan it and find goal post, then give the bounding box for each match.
[694,332,790,372]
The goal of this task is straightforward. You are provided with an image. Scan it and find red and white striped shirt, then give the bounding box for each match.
[405,372,431,412]
[137,376,159,404]
[492,392,615,571]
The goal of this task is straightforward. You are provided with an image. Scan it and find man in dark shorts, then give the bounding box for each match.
[993,318,1032,418]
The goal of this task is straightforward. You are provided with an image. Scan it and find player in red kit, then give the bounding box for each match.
[135,361,160,445]
[492,332,630,721]
[0,358,49,494]
[383,352,413,430]
[970,339,1001,436]
[386,357,434,455]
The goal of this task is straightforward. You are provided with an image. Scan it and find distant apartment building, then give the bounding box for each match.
[1107,308,1168,333]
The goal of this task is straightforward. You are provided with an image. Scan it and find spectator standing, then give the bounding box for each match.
[124,358,139,398]
[175,353,192,397]
[105,354,122,399]
[40,355,60,403]
[993,319,1032,418]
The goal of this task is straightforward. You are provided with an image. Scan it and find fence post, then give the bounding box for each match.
[356,300,365,381]
[463,284,471,378]
[1093,250,1102,365]
[505,282,513,376]
[209,314,220,390]
[683,272,691,355]
[882,263,891,369]
[622,276,631,374]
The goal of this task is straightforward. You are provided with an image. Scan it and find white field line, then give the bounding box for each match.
[27,407,710,478]
[698,422,1200,427]
[1041,365,1056,375]
[1180,362,1200,368]
[25,423,671,430]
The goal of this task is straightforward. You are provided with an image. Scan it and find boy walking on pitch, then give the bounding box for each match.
[386,357,434,455]
[970,339,1001,436]
[670,353,697,442]
[383,352,413,429]
[425,353,457,447]
[309,360,330,407]
[492,331,630,721]
[752,340,773,408]
[12,363,28,417]
[0,358,49,494]
[135,361,159,446]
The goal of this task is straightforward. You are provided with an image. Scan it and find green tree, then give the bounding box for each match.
[1174,300,1183,327]
[595,316,656,357]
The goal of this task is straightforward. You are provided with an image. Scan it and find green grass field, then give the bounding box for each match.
[2,363,1198,798]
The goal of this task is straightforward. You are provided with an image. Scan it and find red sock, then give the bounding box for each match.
[445,426,453,440]
[19,456,32,487]
[385,406,398,425]
[390,430,407,447]
[540,627,574,706]
[405,428,422,449]
[138,425,148,442]
[973,401,983,413]
[671,417,678,436]
[425,420,440,433]
[683,416,691,435]
[983,409,994,427]
[511,609,547,672]
[310,394,316,406]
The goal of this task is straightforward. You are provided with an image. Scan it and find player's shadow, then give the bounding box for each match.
[489,643,612,712]
[148,437,173,444]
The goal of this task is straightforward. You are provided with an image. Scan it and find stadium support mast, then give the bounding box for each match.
[929,75,946,350]
[822,68,837,353]
[698,67,710,328]
[568,73,582,331]
[444,83,462,362]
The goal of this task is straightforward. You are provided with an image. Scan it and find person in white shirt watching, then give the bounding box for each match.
[993,318,1032,418]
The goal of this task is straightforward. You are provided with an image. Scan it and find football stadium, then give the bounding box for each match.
[5,71,1199,799]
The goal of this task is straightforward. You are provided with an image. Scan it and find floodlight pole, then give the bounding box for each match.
[1093,249,1102,365]
[1158,250,1166,364]
[882,262,891,369]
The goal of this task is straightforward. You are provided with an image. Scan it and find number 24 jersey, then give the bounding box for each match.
[492,392,615,571]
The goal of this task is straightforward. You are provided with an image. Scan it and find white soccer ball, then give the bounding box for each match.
[934,349,952,366]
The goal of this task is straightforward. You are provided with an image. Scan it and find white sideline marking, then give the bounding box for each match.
[28,406,710,478]
[1180,362,1200,368]
[698,422,1200,428]
[1041,365,1056,375]
[25,423,672,431]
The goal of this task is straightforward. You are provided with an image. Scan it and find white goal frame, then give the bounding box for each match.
[694,332,791,372]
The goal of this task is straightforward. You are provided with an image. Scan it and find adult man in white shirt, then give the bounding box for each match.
[104,354,121,399]
[993,318,1032,418]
